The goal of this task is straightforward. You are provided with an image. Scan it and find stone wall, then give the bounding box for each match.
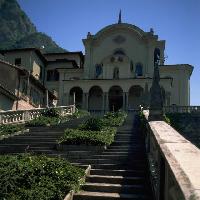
[143,110,200,200]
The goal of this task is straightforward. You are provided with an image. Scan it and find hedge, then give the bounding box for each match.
[0,124,24,137]
[0,154,85,200]
[25,116,60,127]
[57,127,117,146]
[101,111,127,126]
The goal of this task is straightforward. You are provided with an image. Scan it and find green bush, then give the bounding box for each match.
[71,109,90,119]
[25,116,60,127]
[0,124,24,136]
[41,108,60,118]
[102,111,127,126]
[79,117,104,131]
[58,127,116,146]
[0,154,85,200]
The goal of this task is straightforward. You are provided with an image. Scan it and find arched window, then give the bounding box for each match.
[135,63,143,76]
[113,67,119,79]
[154,48,160,65]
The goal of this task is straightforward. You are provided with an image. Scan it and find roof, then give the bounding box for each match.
[95,23,145,38]
[0,48,47,64]
[44,51,84,58]
[47,59,79,68]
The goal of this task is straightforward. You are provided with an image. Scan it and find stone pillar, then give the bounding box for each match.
[104,92,109,111]
[84,93,89,110]
[45,89,49,107]
[65,93,69,105]
[125,92,129,111]
[123,92,126,110]
[102,93,105,112]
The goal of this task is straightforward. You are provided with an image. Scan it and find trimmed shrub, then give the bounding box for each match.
[0,154,85,200]
[0,124,24,136]
[25,116,60,127]
[57,127,116,146]
[71,109,90,119]
[41,108,60,118]
[102,111,127,126]
[79,117,104,131]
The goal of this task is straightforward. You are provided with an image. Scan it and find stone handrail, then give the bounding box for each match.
[164,106,200,113]
[0,105,76,124]
[142,110,200,200]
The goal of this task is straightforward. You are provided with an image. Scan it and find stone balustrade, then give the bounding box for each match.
[143,110,200,200]
[0,105,76,124]
[164,106,200,113]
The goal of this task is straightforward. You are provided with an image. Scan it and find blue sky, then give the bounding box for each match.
[17,0,200,105]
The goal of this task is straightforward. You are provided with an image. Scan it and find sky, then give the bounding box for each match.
[17,0,200,105]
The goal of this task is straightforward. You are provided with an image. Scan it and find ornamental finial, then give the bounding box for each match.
[118,9,122,24]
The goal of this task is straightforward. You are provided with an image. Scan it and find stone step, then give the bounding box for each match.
[83,182,145,194]
[0,140,56,144]
[86,175,145,184]
[14,135,60,139]
[91,154,145,160]
[90,169,145,177]
[68,158,146,165]
[102,151,145,155]
[71,163,146,170]
[106,147,145,150]
[73,191,149,200]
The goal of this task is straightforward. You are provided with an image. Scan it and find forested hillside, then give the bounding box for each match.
[0,0,66,53]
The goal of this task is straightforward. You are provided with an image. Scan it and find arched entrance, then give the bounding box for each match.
[69,87,83,108]
[88,86,103,111]
[128,85,144,109]
[109,86,123,111]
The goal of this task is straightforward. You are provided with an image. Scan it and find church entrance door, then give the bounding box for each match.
[108,86,123,111]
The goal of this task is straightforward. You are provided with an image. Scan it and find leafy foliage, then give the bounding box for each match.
[0,124,24,136]
[25,116,60,127]
[71,109,90,119]
[58,127,116,146]
[0,154,85,200]
[79,117,104,131]
[101,111,127,126]
[41,108,60,118]
[11,32,66,53]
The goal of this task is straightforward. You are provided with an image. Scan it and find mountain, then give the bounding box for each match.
[0,0,66,53]
[12,32,66,53]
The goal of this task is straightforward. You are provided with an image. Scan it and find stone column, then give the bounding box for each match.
[125,92,129,111]
[65,92,69,105]
[123,92,126,110]
[84,93,89,110]
[104,92,109,111]
[102,93,105,112]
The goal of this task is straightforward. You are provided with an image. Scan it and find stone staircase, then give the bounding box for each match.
[0,117,87,154]
[0,114,154,200]
[70,116,153,200]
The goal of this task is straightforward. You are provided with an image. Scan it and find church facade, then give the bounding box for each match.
[44,21,193,111]
[0,19,193,112]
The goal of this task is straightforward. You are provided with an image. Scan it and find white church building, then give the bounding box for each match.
[45,18,193,112]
